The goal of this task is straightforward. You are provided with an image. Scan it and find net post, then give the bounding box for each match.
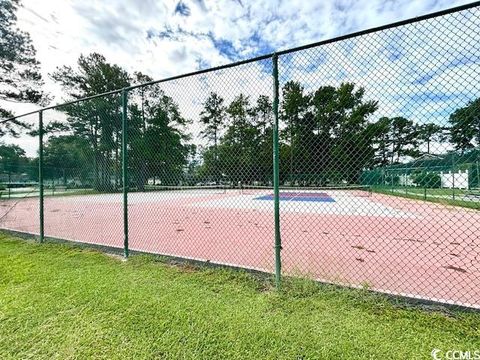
[38,110,44,243]
[121,89,129,258]
[476,160,480,189]
[8,171,11,199]
[272,53,282,289]
[452,155,455,201]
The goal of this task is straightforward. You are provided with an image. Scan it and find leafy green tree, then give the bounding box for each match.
[226,94,251,144]
[417,123,443,154]
[306,85,337,184]
[51,53,130,191]
[369,116,424,170]
[449,98,480,153]
[42,135,93,186]
[369,117,392,167]
[0,0,45,135]
[199,92,225,180]
[253,95,273,134]
[213,94,260,183]
[282,82,377,184]
[251,95,273,183]
[388,117,419,163]
[0,143,29,172]
[321,83,378,183]
[128,75,190,189]
[412,171,441,188]
[198,94,275,184]
[52,53,130,98]
[184,144,199,184]
[281,81,310,182]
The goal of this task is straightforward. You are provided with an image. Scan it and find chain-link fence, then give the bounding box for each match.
[1,3,479,308]
[0,113,40,236]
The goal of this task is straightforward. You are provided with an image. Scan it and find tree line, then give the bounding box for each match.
[1,50,478,190]
[197,82,479,186]
[1,2,479,190]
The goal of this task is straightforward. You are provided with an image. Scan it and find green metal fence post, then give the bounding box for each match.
[272,54,282,289]
[39,110,44,243]
[476,160,480,188]
[8,171,11,200]
[452,155,456,201]
[122,89,129,258]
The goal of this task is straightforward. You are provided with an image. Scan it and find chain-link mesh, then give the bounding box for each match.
[0,113,39,235]
[277,6,480,307]
[42,95,124,249]
[0,4,479,308]
[126,58,275,271]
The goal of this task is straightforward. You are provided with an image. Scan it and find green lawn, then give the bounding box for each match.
[0,234,479,359]
[373,186,480,210]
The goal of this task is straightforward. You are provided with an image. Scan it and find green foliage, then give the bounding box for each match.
[199,92,226,181]
[412,172,442,188]
[3,41,479,191]
[51,53,130,98]
[50,53,131,191]
[0,0,45,135]
[221,94,261,182]
[199,82,383,186]
[0,142,37,185]
[449,98,480,153]
[42,135,93,185]
[198,93,275,184]
[0,143,28,171]
[128,78,190,189]
[282,82,378,184]
[362,148,480,189]
[417,123,444,154]
[50,56,190,192]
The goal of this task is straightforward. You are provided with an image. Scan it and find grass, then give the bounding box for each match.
[0,234,479,359]
[372,186,480,210]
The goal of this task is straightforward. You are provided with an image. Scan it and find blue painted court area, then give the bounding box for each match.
[255,192,336,202]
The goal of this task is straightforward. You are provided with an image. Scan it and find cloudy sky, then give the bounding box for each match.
[14,0,472,96]
[5,0,480,156]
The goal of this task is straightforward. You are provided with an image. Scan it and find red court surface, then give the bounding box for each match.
[1,189,479,308]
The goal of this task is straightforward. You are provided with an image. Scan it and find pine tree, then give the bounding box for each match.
[0,0,45,135]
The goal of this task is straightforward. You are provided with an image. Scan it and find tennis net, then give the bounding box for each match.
[143,184,230,194]
[239,185,372,197]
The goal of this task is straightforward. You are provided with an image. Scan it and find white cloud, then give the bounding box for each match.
[14,0,474,90]
[2,0,478,157]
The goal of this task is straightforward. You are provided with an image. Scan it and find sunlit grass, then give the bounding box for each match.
[1,233,479,359]
[373,186,480,210]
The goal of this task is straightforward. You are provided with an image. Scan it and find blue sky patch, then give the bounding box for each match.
[174,1,191,16]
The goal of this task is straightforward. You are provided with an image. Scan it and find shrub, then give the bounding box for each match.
[412,172,441,188]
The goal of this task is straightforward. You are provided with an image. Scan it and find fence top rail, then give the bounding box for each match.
[1,0,479,123]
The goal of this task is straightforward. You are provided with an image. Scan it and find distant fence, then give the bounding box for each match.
[362,162,480,190]
[1,2,480,308]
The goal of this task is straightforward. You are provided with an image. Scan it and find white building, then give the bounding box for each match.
[440,170,469,189]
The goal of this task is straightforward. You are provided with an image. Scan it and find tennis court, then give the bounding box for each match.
[1,186,479,308]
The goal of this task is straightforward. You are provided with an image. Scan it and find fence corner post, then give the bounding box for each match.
[121,89,129,258]
[272,53,282,289]
[38,110,44,243]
